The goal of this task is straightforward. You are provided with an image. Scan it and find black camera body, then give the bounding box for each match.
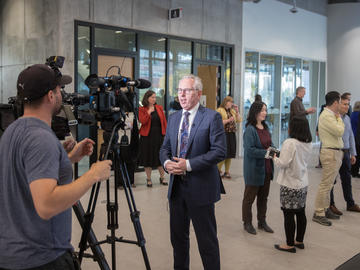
[265,147,280,159]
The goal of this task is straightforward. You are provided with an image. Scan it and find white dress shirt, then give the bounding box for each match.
[274,138,312,189]
[164,102,200,172]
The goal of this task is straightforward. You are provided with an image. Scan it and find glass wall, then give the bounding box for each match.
[168,39,192,114]
[76,25,91,175]
[195,43,222,61]
[138,34,166,107]
[281,57,301,144]
[243,52,259,118]
[76,23,232,117]
[243,50,326,147]
[224,47,232,97]
[94,28,136,51]
[259,54,281,147]
[75,22,234,172]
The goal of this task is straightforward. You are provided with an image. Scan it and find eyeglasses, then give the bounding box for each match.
[176,88,196,94]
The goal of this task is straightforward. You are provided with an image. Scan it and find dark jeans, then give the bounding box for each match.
[282,208,307,246]
[242,174,271,224]
[330,151,355,208]
[0,251,79,270]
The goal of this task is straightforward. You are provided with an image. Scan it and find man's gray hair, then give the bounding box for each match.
[296,86,305,95]
[180,74,203,91]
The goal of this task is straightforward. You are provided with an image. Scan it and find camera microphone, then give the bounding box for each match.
[126,78,151,89]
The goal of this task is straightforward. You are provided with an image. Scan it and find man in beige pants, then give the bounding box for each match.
[313,91,344,226]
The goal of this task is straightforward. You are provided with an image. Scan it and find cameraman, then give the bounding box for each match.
[0,64,112,270]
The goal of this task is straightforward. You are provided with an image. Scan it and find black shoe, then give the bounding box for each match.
[258,221,274,233]
[325,209,340,220]
[294,243,305,249]
[160,177,168,186]
[146,179,153,188]
[274,244,296,253]
[244,223,256,235]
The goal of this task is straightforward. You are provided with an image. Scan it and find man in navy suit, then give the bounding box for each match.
[160,74,226,270]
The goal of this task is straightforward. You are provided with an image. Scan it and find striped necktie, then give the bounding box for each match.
[179,111,190,158]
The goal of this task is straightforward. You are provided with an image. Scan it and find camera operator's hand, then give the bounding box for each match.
[62,137,76,153]
[68,138,95,163]
[88,160,112,183]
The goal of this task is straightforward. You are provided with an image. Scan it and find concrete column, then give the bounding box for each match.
[327,3,360,105]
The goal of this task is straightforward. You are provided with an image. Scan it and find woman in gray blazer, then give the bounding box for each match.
[242,101,274,235]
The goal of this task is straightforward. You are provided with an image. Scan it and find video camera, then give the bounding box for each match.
[0,56,151,141]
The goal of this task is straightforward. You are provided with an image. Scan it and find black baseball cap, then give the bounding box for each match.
[17,64,72,102]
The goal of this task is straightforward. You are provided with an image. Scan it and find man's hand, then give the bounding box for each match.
[165,160,181,175]
[88,160,112,182]
[165,157,187,175]
[172,157,187,173]
[68,138,95,163]
[351,156,356,165]
[306,107,316,114]
[62,137,76,153]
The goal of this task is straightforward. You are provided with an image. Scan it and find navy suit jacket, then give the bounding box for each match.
[159,105,226,206]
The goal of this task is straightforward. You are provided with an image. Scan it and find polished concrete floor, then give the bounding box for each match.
[72,147,360,269]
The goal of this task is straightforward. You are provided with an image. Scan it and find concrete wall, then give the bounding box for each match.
[243,0,327,60]
[327,3,360,106]
[0,0,243,105]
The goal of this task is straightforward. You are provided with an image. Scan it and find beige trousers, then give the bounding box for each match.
[314,148,343,216]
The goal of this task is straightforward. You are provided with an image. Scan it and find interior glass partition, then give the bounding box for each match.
[75,22,234,171]
[168,39,192,114]
[243,49,326,147]
[243,52,259,127]
[94,28,136,51]
[259,54,281,147]
[307,61,319,142]
[138,34,166,108]
[224,47,232,97]
[281,57,301,144]
[76,25,91,175]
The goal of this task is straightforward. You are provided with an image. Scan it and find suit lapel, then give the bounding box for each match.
[187,106,205,153]
[171,110,182,155]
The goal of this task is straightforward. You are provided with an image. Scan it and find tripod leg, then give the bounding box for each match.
[73,202,110,270]
[120,162,151,270]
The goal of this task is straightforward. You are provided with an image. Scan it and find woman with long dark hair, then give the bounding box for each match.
[273,116,312,253]
[242,102,274,235]
[139,90,168,187]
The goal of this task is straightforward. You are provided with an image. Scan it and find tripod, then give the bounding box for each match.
[76,119,151,270]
